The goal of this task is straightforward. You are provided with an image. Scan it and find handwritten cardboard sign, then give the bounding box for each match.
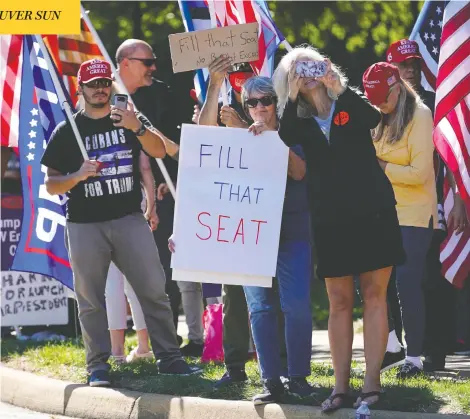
[1,271,68,326]
[171,124,288,287]
[169,23,259,73]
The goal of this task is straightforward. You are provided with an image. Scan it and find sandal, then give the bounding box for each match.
[321,393,350,413]
[353,390,382,409]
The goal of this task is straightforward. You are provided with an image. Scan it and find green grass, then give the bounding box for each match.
[2,336,469,415]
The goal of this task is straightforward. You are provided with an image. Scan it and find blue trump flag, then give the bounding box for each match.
[11,35,74,290]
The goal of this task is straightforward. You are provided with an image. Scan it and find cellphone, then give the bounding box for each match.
[111,94,128,123]
[295,61,328,78]
[112,94,128,109]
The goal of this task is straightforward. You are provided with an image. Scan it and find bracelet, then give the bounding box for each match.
[134,121,146,136]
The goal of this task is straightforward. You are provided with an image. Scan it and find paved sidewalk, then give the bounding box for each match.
[178,315,470,377]
[0,402,75,419]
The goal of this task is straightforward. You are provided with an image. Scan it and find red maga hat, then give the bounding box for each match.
[77,59,113,84]
[362,62,401,106]
[386,39,421,64]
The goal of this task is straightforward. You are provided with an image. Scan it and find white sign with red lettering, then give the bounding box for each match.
[171,124,288,287]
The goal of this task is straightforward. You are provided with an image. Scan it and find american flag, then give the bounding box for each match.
[57,17,104,105]
[0,35,23,148]
[411,0,470,288]
[209,0,285,76]
[0,25,99,147]
[10,35,73,289]
[178,0,285,102]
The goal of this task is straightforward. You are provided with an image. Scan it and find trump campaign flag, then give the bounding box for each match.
[10,35,73,290]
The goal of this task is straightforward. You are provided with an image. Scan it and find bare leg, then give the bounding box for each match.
[109,329,126,357]
[357,267,392,406]
[322,276,354,409]
[136,329,151,354]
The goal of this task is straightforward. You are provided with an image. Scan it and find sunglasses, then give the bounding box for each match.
[83,79,112,88]
[245,96,276,108]
[128,57,157,67]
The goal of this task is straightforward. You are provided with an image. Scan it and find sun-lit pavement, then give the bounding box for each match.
[0,403,76,419]
[178,315,470,376]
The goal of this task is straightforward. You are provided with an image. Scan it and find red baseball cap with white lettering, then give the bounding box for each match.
[77,59,113,84]
[386,39,421,64]
[362,62,401,106]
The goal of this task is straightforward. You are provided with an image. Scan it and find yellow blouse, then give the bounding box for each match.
[374,103,437,228]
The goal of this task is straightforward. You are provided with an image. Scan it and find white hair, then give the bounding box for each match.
[272,45,348,119]
[241,76,276,120]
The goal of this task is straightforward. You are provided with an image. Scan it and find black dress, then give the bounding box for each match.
[278,87,405,278]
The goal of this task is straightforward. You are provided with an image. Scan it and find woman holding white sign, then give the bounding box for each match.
[241,76,314,405]
[272,47,405,411]
[175,73,314,404]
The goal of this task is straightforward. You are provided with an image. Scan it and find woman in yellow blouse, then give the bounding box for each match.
[363,62,437,379]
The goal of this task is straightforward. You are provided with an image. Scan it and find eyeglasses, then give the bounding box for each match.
[245,96,276,108]
[127,57,157,67]
[83,79,112,88]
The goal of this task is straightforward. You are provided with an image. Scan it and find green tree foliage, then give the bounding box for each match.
[269,1,423,55]
[82,1,423,89]
[269,1,423,84]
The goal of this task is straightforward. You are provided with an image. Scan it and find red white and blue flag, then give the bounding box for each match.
[0,35,23,149]
[411,0,470,287]
[9,35,73,289]
[178,0,285,102]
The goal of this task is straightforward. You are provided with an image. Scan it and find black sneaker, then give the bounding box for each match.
[396,361,423,379]
[180,340,204,357]
[214,369,248,388]
[287,377,316,398]
[88,370,111,387]
[380,348,405,372]
[159,359,202,376]
[423,354,446,372]
[253,378,285,405]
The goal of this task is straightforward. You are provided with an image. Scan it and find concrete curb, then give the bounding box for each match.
[1,366,468,419]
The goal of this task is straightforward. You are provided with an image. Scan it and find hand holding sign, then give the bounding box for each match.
[169,23,259,73]
[209,56,232,86]
[171,124,288,281]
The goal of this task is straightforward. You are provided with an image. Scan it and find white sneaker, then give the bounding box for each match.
[126,347,154,363]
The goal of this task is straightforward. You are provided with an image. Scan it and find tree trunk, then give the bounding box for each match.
[132,3,143,40]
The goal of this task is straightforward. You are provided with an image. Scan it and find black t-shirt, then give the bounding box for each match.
[41,110,151,223]
[132,79,180,185]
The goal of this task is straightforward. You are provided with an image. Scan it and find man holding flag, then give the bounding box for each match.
[41,58,200,386]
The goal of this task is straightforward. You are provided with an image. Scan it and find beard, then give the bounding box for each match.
[82,90,110,108]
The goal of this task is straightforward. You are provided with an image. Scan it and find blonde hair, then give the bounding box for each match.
[372,81,420,144]
[272,45,348,119]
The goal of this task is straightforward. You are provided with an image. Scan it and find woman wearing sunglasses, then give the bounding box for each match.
[240,76,314,405]
[363,62,437,379]
[271,47,405,411]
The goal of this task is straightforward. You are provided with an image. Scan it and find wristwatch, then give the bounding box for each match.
[134,121,147,136]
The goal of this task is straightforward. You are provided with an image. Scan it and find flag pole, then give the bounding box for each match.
[207,0,229,106]
[80,6,176,199]
[34,35,89,161]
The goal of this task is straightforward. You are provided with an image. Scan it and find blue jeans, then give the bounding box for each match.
[243,240,312,379]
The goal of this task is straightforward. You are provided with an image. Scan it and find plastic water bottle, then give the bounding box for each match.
[355,401,371,419]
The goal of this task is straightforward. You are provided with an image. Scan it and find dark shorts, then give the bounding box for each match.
[314,207,405,279]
